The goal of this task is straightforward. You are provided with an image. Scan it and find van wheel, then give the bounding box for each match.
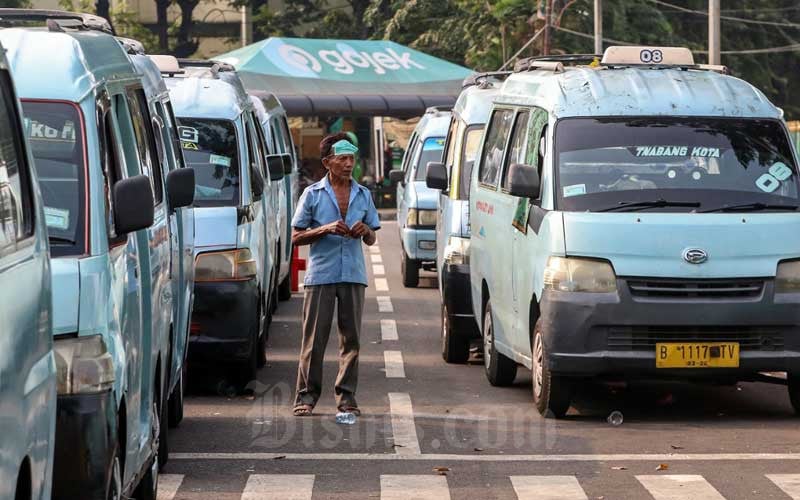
[105,447,122,500]
[401,254,419,288]
[133,402,160,500]
[789,374,800,416]
[158,396,169,470]
[531,320,571,418]
[278,273,292,301]
[238,331,259,392]
[442,304,469,364]
[168,365,186,428]
[483,300,517,386]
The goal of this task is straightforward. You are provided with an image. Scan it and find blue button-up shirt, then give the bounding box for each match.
[292,176,381,286]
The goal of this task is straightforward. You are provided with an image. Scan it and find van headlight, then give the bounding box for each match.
[406,208,436,227]
[444,236,470,265]
[775,260,800,293]
[543,257,617,293]
[54,335,115,395]
[195,249,257,282]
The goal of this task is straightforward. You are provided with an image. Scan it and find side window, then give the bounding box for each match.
[478,109,514,188]
[443,117,457,169]
[401,133,417,173]
[126,89,164,205]
[279,117,294,161]
[253,117,272,157]
[501,111,530,191]
[270,117,284,154]
[458,125,485,201]
[244,117,264,199]
[164,102,187,170]
[101,107,126,246]
[524,108,550,177]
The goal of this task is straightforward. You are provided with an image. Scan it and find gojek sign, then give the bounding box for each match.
[279,43,424,76]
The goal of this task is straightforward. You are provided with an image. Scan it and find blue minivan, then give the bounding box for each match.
[157,56,284,389]
[1,19,192,498]
[0,39,56,500]
[391,107,451,287]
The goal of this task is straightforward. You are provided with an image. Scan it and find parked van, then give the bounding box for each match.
[426,74,504,363]
[250,92,298,302]
[157,56,284,388]
[0,39,56,500]
[470,47,800,418]
[0,19,192,498]
[391,107,450,287]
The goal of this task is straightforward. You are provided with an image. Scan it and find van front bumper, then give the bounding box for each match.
[539,279,800,378]
[443,263,480,338]
[189,278,259,365]
[52,389,117,500]
[401,227,436,262]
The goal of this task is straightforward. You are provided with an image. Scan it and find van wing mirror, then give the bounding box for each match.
[425,162,448,191]
[507,163,541,199]
[280,154,293,175]
[266,155,285,181]
[166,168,195,211]
[114,175,154,234]
[389,169,404,185]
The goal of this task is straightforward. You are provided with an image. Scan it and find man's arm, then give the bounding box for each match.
[292,220,350,247]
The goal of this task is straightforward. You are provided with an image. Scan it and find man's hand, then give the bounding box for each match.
[323,220,351,237]
[349,221,372,238]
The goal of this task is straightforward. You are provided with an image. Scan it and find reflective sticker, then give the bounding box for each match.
[181,142,198,151]
[692,171,702,180]
[667,170,677,179]
[563,184,586,197]
[209,154,231,167]
[178,126,199,143]
[769,162,792,181]
[632,146,721,158]
[44,206,69,230]
[756,173,780,193]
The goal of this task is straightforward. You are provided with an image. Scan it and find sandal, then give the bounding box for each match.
[293,404,314,417]
[338,406,361,416]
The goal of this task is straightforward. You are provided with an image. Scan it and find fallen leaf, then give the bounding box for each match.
[670,445,684,450]
[433,467,450,472]
[655,463,669,471]
[474,447,484,452]
[274,455,286,460]
[611,466,627,471]
[391,444,405,448]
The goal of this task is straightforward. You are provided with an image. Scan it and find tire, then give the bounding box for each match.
[104,446,122,500]
[789,374,800,416]
[278,272,292,301]
[237,332,259,392]
[158,390,169,470]
[133,401,160,500]
[256,298,267,369]
[441,303,469,364]
[531,320,572,419]
[482,300,517,386]
[167,365,185,428]
[401,253,419,288]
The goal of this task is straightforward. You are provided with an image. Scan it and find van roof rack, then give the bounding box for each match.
[425,105,452,115]
[177,58,236,74]
[118,37,145,55]
[462,71,511,89]
[513,54,601,73]
[0,8,114,35]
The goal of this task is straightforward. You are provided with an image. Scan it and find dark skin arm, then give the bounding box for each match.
[291,220,377,247]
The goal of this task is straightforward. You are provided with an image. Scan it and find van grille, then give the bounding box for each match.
[606,326,784,351]
[627,278,764,299]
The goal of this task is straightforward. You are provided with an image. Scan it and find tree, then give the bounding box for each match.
[155,0,171,51]
[174,0,200,57]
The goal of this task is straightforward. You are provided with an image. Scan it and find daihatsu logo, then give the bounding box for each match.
[683,248,708,264]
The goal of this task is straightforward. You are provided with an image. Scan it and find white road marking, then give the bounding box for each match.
[241,474,315,500]
[377,296,394,313]
[767,474,800,499]
[373,264,386,276]
[388,392,421,455]
[381,319,398,341]
[371,253,383,263]
[381,475,450,500]
[511,476,588,499]
[384,351,406,378]
[636,475,725,500]
[375,278,389,291]
[370,245,381,254]
[156,474,184,500]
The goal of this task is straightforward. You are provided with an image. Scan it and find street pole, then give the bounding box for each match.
[594,0,602,55]
[241,5,252,47]
[543,0,552,55]
[709,0,720,65]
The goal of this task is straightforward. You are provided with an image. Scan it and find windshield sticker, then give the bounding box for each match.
[181,141,199,151]
[178,126,199,143]
[755,162,794,193]
[27,120,76,142]
[633,146,721,158]
[563,184,586,197]
[44,206,69,230]
[769,162,792,181]
[209,154,231,167]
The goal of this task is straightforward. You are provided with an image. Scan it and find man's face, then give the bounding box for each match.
[323,154,355,180]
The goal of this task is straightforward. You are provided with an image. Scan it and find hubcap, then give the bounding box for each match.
[483,312,493,368]
[533,332,544,399]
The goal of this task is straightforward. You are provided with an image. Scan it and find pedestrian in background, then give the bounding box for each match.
[291,132,380,417]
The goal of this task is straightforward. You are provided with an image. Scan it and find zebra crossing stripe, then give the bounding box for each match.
[767,474,800,499]
[510,475,588,500]
[375,278,389,291]
[377,296,394,313]
[371,253,383,263]
[388,393,421,455]
[384,351,406,378]
[156,474,184,500]
[241,474,315,500]
[381,475,450,500]
[373,264,386,276]
[381,319,398,341]
[369,245,380,254]
[636,475,725,500]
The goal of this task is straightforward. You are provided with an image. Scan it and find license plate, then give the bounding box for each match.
[656,342,739,368]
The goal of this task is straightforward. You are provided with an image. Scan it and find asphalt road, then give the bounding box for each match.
[162,218,800,500]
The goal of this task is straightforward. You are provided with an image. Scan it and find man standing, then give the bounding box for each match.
[291,133,380,417]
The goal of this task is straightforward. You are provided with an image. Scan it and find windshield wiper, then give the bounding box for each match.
[699,202,799,213]
[597,199,701,212]
[48,236,76,245]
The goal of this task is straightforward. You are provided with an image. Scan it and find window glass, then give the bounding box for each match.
[279,117,294,161]
[414,137,445,181]
[501,112,530,191]
[102,110,125,245]
[178,118,240,207]
[458,126,484,201]
[478,109,514,187]
[164,102,187,170]
[0,82,31,254]
[126,89,163,204]
[22,101,87,256]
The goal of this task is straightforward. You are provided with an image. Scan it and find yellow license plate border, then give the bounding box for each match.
[655,342,740,368]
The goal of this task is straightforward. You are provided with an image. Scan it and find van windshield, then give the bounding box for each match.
[555,117,800,212]
[22,101,86,257]
[414,137,445,181]
[177,118,240,207]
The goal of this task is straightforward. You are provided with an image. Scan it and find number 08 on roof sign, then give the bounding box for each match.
[602,46,695,66]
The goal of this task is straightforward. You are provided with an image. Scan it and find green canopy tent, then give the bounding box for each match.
[217,38,473,118]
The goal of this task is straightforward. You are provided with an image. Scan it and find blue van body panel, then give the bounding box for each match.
[51,259,80,335]
[194,207,238,249]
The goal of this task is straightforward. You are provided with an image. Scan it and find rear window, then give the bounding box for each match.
[177,118,240,207]
[414,137,445,181]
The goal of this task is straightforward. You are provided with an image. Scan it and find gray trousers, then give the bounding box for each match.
[294,283,365,409]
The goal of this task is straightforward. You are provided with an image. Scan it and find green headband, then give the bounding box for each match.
[331,139,358,156]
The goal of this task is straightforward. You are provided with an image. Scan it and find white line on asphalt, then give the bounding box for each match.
[375,278,389,291]
[381,475,450,500]
[373,264,386,276]
[171,452,800,462]
[370,245,381,254]
[377,296,394,313]
[157,474,184,500]
[381,319,398,341]
[371,253,383,263]
[636,475,725,500]
[510,476,588,500]
[767,474,800,499]
[388,392,421,455]
[384,351,406,378]
[242,474,315,500]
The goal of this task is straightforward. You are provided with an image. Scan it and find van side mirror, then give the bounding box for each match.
[114,175,154,234]
[389,169,404,185]
[280,154,292,175]
[425,162,448,191]
[166,168,195,212]
[507,163,540,199]
[266,155,285,181]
